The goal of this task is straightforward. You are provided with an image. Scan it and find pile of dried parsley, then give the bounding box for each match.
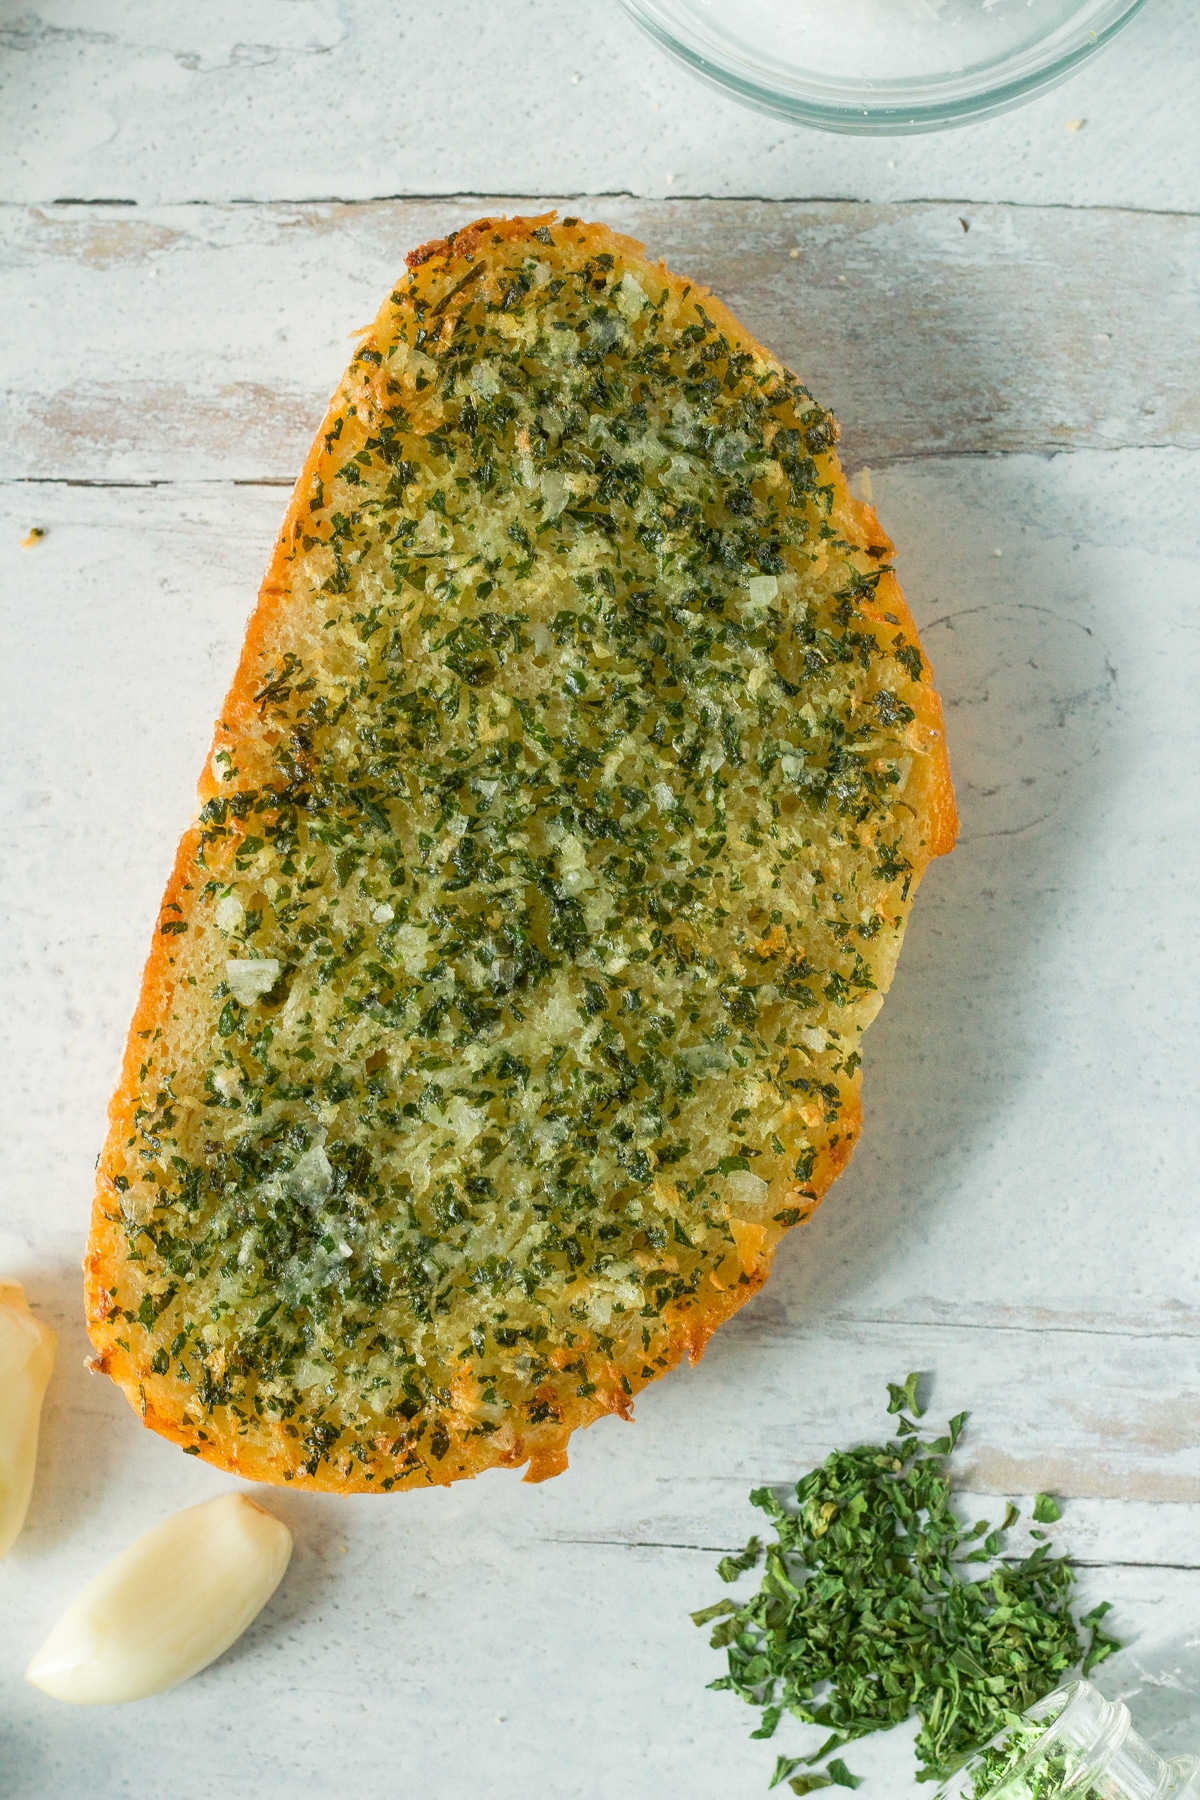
[692,1378,1119,1793]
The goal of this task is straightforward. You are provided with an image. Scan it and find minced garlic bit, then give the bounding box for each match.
[25,1493,292,1704]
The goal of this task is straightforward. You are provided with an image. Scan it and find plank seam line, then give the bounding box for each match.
[0,476,301,490]
[551,1538,731,1553]
[546,1539,1200,1571]
[2,477,173,490]
[3,194,1197,221]
[1072,1559,1200,1571]
[5,447,1190,495]
[815,1315,1200,1342]
[735,1329,1200,1345]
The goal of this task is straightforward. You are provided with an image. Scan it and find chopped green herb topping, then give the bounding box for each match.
[693,1382,1119,1792]
[94,221,949,1490]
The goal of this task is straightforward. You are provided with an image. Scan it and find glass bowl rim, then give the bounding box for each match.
[616,0,1152,134]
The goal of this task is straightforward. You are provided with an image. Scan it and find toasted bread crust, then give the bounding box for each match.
[85,216,955,1491]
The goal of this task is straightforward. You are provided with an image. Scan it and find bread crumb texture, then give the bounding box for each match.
[85,216,956,1492]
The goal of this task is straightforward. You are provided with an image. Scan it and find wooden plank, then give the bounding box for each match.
[5,380,1200,1796]
[14,1244,1200,1796]
[8,1330,1200,1800]
[3,198,1198,480]
[0,0,1194,212]
[6,1513,1191,1800]
[13,1227,1200,1797]
[4,454,1200,1492]
[27,1237,1200,1563]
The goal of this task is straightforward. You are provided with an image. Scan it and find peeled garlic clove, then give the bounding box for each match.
[26,1491,292,1704]
[0,1279,56,1558]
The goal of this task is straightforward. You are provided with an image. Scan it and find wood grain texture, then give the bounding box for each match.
[4,198,1198,483]
[0,0,1193,211]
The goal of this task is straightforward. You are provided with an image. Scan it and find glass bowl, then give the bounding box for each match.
[617,0,1151,134]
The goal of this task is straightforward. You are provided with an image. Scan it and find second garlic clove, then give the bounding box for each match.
[25,1491,293,1704]
[0,1280,57,1558]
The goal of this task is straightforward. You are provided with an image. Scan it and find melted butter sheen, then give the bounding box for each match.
[109,230,930,1485]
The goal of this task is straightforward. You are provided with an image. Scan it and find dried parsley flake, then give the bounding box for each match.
[692,1381,1119,1792]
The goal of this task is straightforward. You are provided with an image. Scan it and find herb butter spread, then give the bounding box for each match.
[86,216,956,1491]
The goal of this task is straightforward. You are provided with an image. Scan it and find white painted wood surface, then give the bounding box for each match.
[6,199,1198,481]
[0,0,1194,211]
[3,3,1200,1796]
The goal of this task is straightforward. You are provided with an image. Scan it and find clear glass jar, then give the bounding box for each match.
[941,1680,1200,1800]
[617,0,1151,136]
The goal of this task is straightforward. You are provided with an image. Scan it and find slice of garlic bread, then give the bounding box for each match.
[85,215,956,1491]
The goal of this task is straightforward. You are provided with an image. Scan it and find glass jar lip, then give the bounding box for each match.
[616,0,1151,136]
[1028,1680,1084,1728]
